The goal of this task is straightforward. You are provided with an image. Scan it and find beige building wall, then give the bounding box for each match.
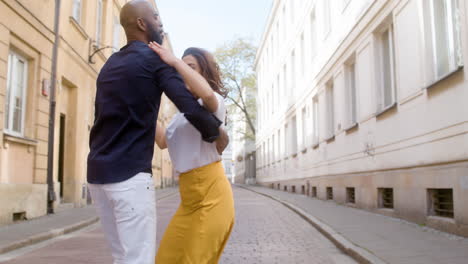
[0,0,176,226]
[256,0,468,237]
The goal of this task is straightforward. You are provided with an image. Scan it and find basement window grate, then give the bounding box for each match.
[13,212,27,222]
[428,189,454,218]
[378,188,394,209]
[326,187,333,200]
[347,187,356,204]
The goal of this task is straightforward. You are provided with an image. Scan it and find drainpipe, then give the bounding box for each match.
[46,0,61,214]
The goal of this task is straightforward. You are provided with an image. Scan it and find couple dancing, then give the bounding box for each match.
[86,1,235,263]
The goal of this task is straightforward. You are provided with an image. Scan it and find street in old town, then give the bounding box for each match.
[0,186,355,264]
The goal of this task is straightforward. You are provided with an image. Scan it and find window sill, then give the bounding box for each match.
[312,142,319,149]
[4,133,38,147]
[69,17,88,40]
[344,122,358,132]
[325,135,335,143]
[426,65,464,90]
[376,102,397,118]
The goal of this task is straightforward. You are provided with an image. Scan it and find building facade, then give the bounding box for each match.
[256,0,468,236]
[0,0,175,226]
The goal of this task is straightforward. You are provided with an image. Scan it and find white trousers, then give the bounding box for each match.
[89,173,156,264]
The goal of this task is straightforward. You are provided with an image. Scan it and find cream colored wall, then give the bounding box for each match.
[0,0,176,224]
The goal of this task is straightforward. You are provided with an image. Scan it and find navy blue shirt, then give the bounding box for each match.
[87,41,222,184]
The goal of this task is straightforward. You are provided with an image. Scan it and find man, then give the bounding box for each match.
[87,1,227,263]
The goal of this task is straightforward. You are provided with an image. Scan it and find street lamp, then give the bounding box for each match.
[46,0,61,214]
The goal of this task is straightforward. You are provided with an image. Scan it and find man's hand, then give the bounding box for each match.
[215,127,229,155]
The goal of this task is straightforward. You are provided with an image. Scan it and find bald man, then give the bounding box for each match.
[87,1,224,263]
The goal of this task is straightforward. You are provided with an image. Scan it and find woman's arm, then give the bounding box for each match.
[155,124,167,149]
[215,127,229,155]
[149,42,218,113]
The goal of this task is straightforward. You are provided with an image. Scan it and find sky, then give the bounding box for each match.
[156,0,273,57]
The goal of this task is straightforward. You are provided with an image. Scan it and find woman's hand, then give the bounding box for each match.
[149,41,179,67]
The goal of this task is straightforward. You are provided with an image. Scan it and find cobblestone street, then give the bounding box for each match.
[0,186,355,264]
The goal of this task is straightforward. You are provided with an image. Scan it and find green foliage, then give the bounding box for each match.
[215,38,257,141]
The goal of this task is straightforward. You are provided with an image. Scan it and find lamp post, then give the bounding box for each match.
[46,0,61,214]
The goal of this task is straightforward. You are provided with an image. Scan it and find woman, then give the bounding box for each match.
[149,41,235,264]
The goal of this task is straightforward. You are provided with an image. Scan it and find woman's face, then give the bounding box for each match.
[182,55,201,74]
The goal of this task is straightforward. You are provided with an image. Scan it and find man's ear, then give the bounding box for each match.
[136,18,146,32]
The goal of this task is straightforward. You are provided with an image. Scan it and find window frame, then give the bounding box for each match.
[5,51,29,137]
[72,0,82,23]
[375,22,397,113]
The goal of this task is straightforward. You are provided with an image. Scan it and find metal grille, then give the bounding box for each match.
[312,187,317,197]
[326,187,333,200]
[379,188,394,209]
[301,185,305,195]
[347,188,356,204]
[284,186,288,192]
[429,189,454,218]
[292,186,296,193]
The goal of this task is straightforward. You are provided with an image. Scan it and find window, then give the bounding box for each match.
[428,189,454,218]
[326,187,333,200]
[282,64,287,97]
[345,60,357,126]
[72,0,82,23]
[378,188,394,209]
[290,50,296,94]
[301,107,307,148]
[284,123,288,157]
[429,0,462,79]
[290,116,298,155]
[277,130,281,161]
[326,81,335,138]
[375,24,396,111]
[323,0,331,36]
[300,33,305,76]
[347,187,356,204]
[5,52,28,136]
[113,16,121,52]
[96,0,103,46]
[310,10,317,59]
[271,135,276,163]
[311,187,317,197]
[312,96,319,145]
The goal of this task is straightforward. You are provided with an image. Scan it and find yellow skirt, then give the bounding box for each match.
[155,161,235,264]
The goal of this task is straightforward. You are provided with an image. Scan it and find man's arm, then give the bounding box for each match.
[153,57,221,142]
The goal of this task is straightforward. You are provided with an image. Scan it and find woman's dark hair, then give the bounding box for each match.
[182,47,228,98]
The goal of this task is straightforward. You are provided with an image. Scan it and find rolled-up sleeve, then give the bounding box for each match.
[154,59,221,142]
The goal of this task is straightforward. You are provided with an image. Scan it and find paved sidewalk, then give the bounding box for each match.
[242,185,468,264]
[0,187,178,255]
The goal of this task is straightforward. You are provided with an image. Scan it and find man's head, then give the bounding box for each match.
[120,0,164,44]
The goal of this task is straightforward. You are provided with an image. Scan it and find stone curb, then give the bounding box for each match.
[0,189,179,256]
[239,185,387,264]
[0,217,99,255]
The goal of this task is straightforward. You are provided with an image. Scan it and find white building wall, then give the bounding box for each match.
[256,0,468,237]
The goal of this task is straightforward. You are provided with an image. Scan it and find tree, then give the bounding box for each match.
[214,38,257,141]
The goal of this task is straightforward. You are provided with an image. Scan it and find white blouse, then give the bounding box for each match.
[165,93,226,174]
